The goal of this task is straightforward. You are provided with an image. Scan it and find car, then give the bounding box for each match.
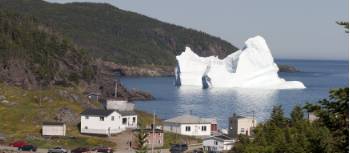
[9,140,27,148]
[92,146,113,153]
[18,144,37,152]
[170,144,188,153]
[192,149,203,153]
[71,147,90,153]
[48,147,68,153]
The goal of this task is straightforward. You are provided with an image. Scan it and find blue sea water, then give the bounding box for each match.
[120,60,348,128]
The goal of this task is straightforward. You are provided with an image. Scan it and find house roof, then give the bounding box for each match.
[118,111,137,116]
[43,122,65,126]
[80,109,115,116]
[132,128,163,133]
[204,134,233,141]
[164,114,212,124]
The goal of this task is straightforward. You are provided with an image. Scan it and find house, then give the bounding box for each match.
[105,99,134,111]
[80,109,137,135]
[203,134,235,152]
[133,128,164,148]
[42,122,66,136]
[119,110,138,129]
[163,114,215,136]
[228,114,256,138]
[203,118,218,134]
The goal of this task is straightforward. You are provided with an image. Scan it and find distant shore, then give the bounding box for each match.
[112,64,301,77]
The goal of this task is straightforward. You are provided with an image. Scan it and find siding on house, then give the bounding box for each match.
[163,114,214,136]
[203,135,235,152]
[80,109,137,135]
[228,114,256,138]
[81,111,123,135]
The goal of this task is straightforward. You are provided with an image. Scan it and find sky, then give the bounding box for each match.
[46,0,349,60]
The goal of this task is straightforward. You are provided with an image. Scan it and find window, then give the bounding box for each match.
[85,126,88,129]
[85,116,89,119]
[158,140,161,144]
[111,116,115,121]
[100,117,104,121]
[185,126,191,131]
[202,126,207,131]
[214,141,218,145]
[241,128,245,133]
[122,118,127,125]
[132,117,136,123]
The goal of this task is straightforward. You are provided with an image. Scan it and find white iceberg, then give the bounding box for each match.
[174,35,305,89]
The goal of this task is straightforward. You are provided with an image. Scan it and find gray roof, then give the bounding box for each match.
[133,128,163,133]
[204,134,233,141]
[81,109,114,116]
[164,114,213,124]
[81,109,136,117]
[118,111,137,116]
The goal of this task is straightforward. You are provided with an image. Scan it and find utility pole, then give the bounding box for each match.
[151,111,155,153]
[115,81,117,98]
[252,110,255,127]
[39,79,42,107]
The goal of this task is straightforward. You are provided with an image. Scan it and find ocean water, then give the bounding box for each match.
[120,60,348,128]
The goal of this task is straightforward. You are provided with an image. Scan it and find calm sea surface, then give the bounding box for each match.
[120,60,348,128]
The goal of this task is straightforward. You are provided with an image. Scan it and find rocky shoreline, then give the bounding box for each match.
[109,63,301,77]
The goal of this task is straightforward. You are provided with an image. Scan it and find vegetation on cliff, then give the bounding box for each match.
[0,0,238,66]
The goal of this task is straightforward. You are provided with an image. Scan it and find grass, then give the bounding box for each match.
[0,83,115,149]
[0,83,201,149]
[163,132,202,148]
[135,110,162,128]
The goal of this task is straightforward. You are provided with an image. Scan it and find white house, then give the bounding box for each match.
[105,99,134,111]
[80,109,137,135]
[163,115,214,136]
[228,114,256,138]
[203,134,235,152]
[42,122,66,136]
[119,111,138,129]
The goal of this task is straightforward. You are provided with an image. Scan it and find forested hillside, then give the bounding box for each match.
[0,10,152,100]
[0,0,238,66]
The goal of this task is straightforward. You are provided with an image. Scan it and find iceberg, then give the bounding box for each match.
[175,35,305,89]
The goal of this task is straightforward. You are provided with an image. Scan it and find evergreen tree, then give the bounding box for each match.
[135,129,149,153]
[291,105,304,126]
[270,105,286,128]
[305,88,349,152]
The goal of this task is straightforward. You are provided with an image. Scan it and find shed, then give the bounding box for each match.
[42,122,66,136]
[203,134,235,152]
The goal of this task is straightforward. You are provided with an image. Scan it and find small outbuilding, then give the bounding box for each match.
[203,134,235,152]
[42,122,66,136]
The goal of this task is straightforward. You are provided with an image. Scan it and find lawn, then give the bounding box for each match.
[0,83,115,149]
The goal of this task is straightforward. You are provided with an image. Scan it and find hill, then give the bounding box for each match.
[0,0,238,66]
[0,10,152,100]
